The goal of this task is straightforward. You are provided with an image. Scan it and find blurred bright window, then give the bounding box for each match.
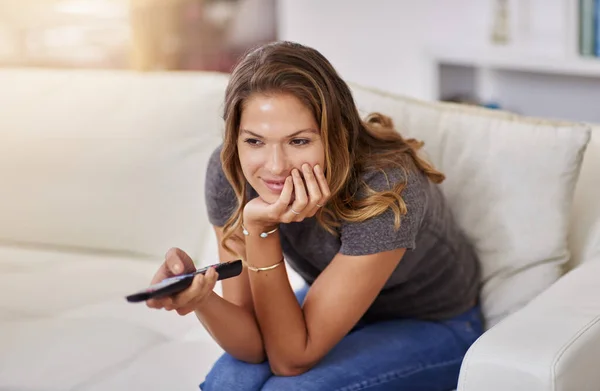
[0,0,276,71]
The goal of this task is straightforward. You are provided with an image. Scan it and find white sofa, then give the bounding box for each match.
[0,68,598,391]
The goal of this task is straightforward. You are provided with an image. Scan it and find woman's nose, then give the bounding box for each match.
[266,146,288,175]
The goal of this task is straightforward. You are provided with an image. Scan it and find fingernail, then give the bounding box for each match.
[173,264,181,273]
[315,164,321,174]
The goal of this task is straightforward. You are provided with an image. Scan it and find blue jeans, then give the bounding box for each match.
[200,286,483,391]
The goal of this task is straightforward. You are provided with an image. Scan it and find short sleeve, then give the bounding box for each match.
[339,168,427,256]
[204,145,238,227]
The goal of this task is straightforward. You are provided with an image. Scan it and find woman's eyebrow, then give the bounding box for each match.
[240,128,319,138]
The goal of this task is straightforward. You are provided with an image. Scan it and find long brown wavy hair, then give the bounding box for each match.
[219,41,444,257]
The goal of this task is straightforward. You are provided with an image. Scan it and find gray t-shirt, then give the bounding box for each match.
[205,145,481,322]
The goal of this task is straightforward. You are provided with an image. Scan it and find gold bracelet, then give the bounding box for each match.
[244,257,284,272]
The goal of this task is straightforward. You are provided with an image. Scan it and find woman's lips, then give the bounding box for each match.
[262,179,286,193]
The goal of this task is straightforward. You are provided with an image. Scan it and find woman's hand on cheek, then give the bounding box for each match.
[243,175,293,231]
[243,164,330,231]
[286,163,330,222]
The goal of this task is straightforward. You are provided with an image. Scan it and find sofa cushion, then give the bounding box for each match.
[349,85,591,327]
[568,127,600,266]
[0,69,228,260]
[0,245,224,391]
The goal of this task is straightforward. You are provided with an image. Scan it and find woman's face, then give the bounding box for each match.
[237,93,325,204]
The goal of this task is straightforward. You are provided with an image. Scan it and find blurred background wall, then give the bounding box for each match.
[278,0,434,101]
[1,0,599,123]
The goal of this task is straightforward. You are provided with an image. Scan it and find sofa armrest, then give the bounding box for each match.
[458,260,600,391]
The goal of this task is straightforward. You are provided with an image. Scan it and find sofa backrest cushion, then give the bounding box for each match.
[349,84,591,327]
[0,69,227,260]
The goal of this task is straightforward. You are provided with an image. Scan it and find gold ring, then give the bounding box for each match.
[316,203,324,207]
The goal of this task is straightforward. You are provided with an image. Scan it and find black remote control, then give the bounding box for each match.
[125,259,243,303]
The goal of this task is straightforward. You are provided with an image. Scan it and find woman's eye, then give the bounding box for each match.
[291,139,310,146]
[243,138,309,147]
[244,138,263,146]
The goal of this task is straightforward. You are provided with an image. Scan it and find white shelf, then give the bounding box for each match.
[431,46,600,78]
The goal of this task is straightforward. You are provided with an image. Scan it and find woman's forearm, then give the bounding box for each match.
[244,229,311,374]
[194,291,266,363]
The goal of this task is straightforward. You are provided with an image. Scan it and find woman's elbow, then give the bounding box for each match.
[244,354,267,365]
[269,360,315,377]
[230,348,267,365]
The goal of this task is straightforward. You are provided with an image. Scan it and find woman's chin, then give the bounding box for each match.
[257,191,295,205]
[257,192,280,205]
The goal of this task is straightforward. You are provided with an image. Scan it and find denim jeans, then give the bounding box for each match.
[200,286,483,391]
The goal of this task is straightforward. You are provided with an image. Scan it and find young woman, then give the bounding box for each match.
[146,41,483,391]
